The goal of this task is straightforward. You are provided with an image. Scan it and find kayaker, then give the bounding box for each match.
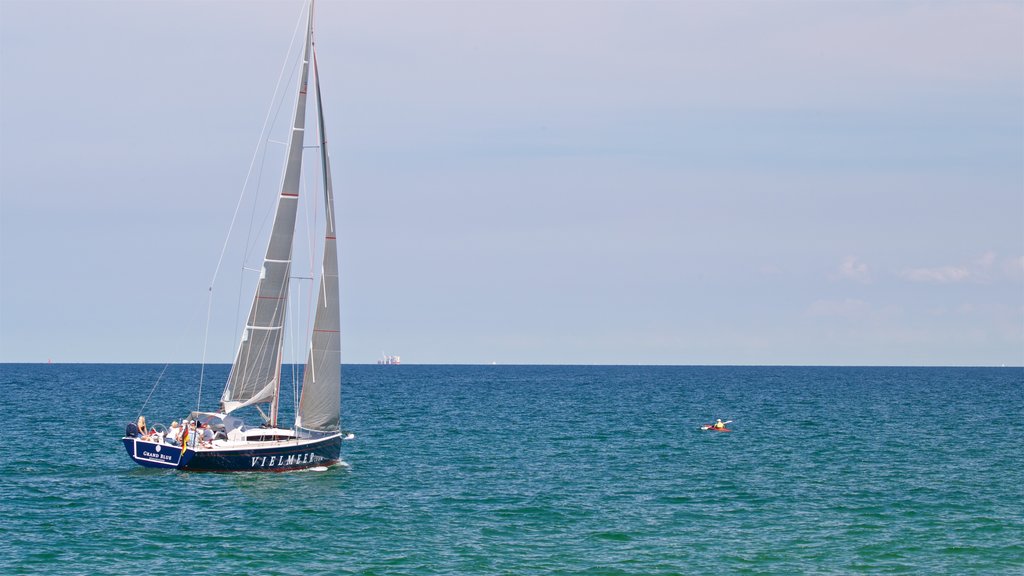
[713,419,726,429]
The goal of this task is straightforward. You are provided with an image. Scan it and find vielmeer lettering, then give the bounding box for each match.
[249,452,325,467]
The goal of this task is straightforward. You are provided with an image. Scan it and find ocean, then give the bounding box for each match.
[1,364,1021,574]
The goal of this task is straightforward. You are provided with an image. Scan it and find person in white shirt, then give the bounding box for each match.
[166,421,181,445]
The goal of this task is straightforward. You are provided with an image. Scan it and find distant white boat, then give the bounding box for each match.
[378,353,401,365]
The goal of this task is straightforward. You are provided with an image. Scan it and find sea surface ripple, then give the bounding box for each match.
[1,364,1021,574]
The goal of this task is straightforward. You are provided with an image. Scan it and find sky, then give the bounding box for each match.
[1,0,1022,366]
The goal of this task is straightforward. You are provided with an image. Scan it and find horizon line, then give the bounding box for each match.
[2,361,1020,369]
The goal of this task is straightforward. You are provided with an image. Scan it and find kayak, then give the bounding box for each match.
[701,425,732,432]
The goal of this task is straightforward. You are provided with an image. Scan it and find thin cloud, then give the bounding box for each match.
[900,252,1004,284]
[901,266,971,284]
[837,256,871,283]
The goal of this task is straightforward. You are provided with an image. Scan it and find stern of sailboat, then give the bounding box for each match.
[122,437,195,469]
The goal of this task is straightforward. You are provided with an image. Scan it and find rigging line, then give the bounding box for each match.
[291,284,301,426]
[226,1,313,425]
[209,3,306,293]
[248,4,312,423]
[235,269,291,416]
[215,3,307,393]
[312,47,337,237]
[301,151,319,360]
[289,164,314,427]
[301,164,320,423]
[224,276,277,414]
[295,181,307,405]
[312,48,334,315]
[307,47,335,239]
[241,46,305,268]
[137,284,208,419]
[197,285,215,413]
[233,10,306,364]
[138,362,173,419]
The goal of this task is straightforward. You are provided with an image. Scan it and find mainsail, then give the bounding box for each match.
[297,48,341,432]
[221,10,315,419]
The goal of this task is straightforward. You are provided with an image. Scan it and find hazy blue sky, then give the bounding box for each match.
[1,0,1021,366]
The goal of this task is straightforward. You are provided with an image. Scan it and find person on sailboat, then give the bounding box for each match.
[166,421,181,445]
[713,419,726,430]
[199,422,215,447]
[136,416,148,438]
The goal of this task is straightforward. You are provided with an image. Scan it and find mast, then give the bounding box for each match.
[296,24,342,432]
[221,2,315,423]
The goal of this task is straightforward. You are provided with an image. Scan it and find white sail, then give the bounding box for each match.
[222,7,314,418]
[297,47,341,432]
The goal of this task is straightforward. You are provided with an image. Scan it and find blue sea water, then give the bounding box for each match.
[0,364,1021,575]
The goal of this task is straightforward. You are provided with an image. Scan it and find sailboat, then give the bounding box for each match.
[122,1,345,471]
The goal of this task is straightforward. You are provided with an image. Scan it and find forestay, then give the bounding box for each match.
[221,13,314,417]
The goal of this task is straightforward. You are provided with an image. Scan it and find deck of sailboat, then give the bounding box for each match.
[199,432,342,452]
[123,432,341,451]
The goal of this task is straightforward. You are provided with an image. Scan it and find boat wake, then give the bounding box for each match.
[300,460,350,473]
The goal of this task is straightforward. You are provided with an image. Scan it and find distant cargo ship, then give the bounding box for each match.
[378,354,401,365]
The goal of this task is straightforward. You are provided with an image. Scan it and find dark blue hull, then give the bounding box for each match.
[123,435,342,472]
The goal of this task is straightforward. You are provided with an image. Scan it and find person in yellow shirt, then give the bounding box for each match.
[713,419,726,429]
